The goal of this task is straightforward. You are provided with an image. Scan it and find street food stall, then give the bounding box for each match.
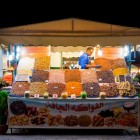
[0,18,140,134]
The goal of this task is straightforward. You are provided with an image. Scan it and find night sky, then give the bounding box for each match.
[0,1,140,28]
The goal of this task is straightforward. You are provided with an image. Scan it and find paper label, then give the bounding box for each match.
[71,94,76,99]
[34,94,39,98]
[99,78,102,81]
[53,94,58,99]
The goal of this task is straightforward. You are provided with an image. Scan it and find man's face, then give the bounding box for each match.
[87,49,93,56]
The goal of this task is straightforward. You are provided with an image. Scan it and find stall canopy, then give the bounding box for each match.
[0,18,140,46]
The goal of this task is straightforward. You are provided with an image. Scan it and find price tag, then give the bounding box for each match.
[99,83,103,86]
[115,76,120,83]
[54,86,58,89]
[53,94,58,99]
[71,87,75,89]
[71,94,76,99]
[19,85,22,87]
[90,87,93,89]
[34,94,39,98]
[104,83,109,86]
[99,78,102,81]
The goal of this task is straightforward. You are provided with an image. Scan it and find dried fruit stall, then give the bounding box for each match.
[6,48,140,133]
[7,68,140,133]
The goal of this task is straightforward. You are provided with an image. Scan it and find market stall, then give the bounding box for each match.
[1,18,140,134]
[7,68,139,133]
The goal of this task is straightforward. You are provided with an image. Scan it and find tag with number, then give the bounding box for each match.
[19,85,22,87]
[34,94,39,98]
[71,94,76,99]
[53,94,58,99]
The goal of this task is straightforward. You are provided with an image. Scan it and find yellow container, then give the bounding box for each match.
[113,68,129,76]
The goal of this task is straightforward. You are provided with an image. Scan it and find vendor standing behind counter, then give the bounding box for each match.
[78,47,100,69]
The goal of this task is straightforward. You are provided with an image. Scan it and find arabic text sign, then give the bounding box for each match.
[8,98,138,128]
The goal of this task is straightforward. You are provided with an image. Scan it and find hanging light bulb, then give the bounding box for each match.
[98,46,102,56]
[16,45,21,53]
[124,45,129,56]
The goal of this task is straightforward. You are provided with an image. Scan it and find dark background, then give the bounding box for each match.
[1,1,140,66]
[1,1,140,28]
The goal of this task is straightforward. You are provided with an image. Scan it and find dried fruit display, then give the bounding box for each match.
[94,58,112,70]
[100,83,119,97]
[65,70,81,83]
[80,70,98,83]
[94,58,127,71]
[96,70,115,83]
[11,82,30,96]
[47,83,65,97]
[34,56,50,70]
[17,69,32,77]
[17,57,35,76]
[32,70,49,82]
[82,83,100,97]
[111,58,127,70]
[66,82,82,96]
[117,81,136,97]
[49,70,65,83]
[29,82,47,97]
